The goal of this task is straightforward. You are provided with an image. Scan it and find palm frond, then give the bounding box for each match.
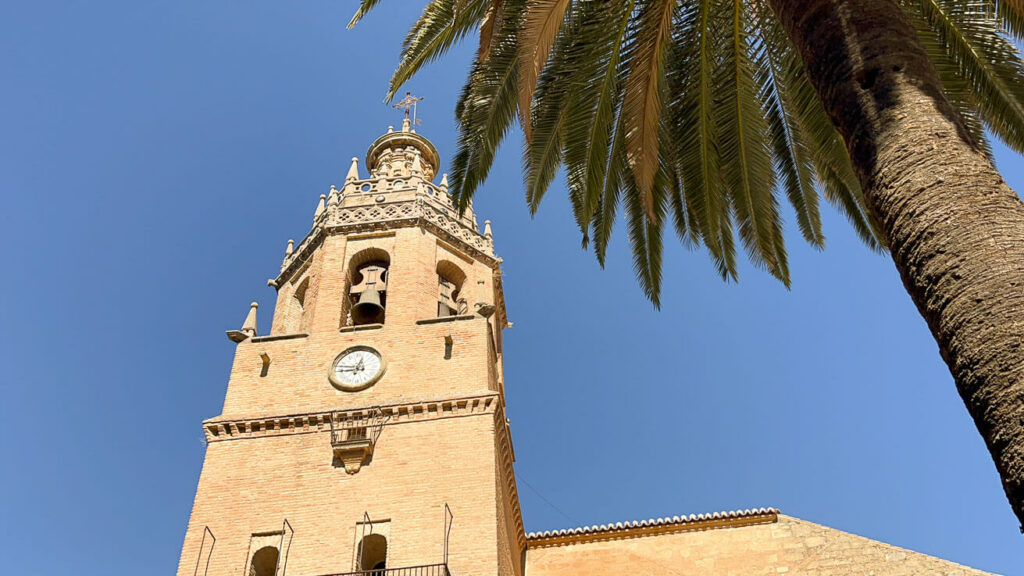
[561,1,633,242]
[715,0,784,282]
[623,147,666,307]
[761,11,885,250]
[517,0,571,141]
[348,0,384,28]
[386,0,491,102]
[622,0,676,221]
[903,0,991,156]
[660,116,691,245]
[591,99,628,267]
[478,0,503,61]
[912,0,1024,154]
[754,10,826,248]
[993,0,1024,40]
[523,6,580,214]
[449,1,524,209]
[668,0,735,279]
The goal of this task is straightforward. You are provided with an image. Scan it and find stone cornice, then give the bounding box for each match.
[494,402,527,551]
[275,194,497,284]
[525,508,780,549]
[203,393,499,443]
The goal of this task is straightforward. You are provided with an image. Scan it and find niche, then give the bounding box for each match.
[248,546,279,576]
[292,277,309,333]
[356,534,387,573]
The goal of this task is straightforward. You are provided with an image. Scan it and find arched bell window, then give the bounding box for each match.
[436,260,468,317]
[249,546,279,576]
[344,249,391,327]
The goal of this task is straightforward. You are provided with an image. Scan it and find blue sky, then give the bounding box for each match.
[0,1,1020,574]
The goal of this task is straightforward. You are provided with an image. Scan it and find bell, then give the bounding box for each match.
[351,289,385,325]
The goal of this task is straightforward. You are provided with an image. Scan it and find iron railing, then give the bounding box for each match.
[319,563,451,576]
[331,426,369,445]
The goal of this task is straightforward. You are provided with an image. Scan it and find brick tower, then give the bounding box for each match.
[176,115,525,576]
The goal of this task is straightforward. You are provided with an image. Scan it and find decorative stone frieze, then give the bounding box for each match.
[276,178,496,288]
[202,394,499,443]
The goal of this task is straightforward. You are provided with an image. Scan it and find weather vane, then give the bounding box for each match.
[393,91,424,126]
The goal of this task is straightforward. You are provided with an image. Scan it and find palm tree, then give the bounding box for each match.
[350,0,1024,529]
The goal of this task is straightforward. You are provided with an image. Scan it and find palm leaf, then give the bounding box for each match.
[348,0,384,28]
[903,1,992,156]
[668,0,735,279]
[622,146,666,307]
[993,0,1024,40]
[715,0,784,281]
[478,0,503,61]
[561,1,633,241]
[517,0,571,142]
[660,116,692,245]
[449,1,524,208]
[523,6,579,214]
[911,0,1024,153]
[760,12,885,250]
[754,10,826,248]
[591,99,628,267]
[622,0,676,221]
[386,0,491,102]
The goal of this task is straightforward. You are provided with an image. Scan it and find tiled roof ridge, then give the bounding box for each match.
[525,507,779,540]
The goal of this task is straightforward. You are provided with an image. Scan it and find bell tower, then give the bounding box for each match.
[176,115,525,576]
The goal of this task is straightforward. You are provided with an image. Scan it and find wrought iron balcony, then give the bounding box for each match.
[329,409,388,475]
[319,563,451,576]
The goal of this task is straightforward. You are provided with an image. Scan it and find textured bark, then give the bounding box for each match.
[767,0,1024,529]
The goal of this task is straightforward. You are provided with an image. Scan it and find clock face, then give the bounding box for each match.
[330,346,385,391]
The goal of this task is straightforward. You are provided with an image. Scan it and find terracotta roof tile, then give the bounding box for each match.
[525,507,779,540]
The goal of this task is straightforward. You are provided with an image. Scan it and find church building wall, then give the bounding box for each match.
[523,514,994,576]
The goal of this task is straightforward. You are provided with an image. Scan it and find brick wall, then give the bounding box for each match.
[177,414,504,576]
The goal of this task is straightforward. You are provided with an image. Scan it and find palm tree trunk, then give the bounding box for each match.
[767,0,1024,529]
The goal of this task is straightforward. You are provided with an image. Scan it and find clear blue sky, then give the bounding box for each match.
[1,1,1020,574]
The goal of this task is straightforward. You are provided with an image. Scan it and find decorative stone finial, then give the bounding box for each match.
[484,220,492,238]
[346,157,360,182]
[402,117,411,133]
[241,302,258,337]
[387,125,394,133]
[328,184,340,206]
[411,151,423,176]
[440,173,449,192]
[314,194,326,220]
[285,239,294,257]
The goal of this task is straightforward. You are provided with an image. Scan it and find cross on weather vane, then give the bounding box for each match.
[393,91,424,126]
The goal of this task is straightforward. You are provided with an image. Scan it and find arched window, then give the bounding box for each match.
[344,249,391,327]
[249,546,279,576]
[357,533,387,573]
[436,260,467,317]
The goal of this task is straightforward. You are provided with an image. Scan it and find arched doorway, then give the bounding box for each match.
[249,546,279,576]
